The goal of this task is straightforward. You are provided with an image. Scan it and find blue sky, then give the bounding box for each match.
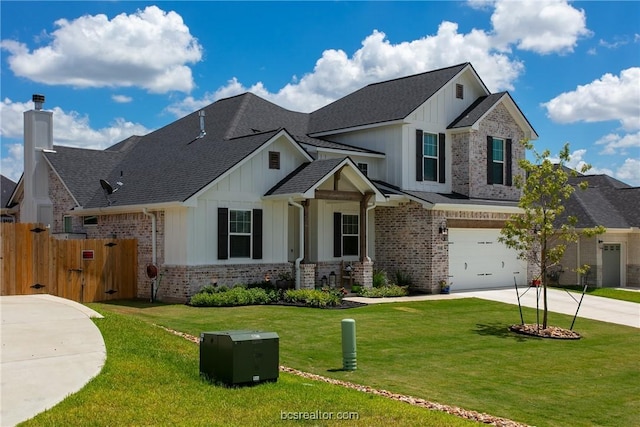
[1,1,639,185]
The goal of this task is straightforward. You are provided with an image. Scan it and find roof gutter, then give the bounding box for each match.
[66,201,183,216]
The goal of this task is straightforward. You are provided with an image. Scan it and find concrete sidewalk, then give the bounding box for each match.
[0,294,106,427]
[346,287,639,328]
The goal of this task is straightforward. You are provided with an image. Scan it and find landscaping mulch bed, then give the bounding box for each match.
[157,325,529,427]
[270,299,368,309]
[509,324,581,340]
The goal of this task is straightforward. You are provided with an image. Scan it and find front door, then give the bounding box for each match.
[602,244,621,287]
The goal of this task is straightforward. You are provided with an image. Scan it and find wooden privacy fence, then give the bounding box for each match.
[1,223,137,302]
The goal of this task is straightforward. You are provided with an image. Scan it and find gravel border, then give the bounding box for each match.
[157,325,530,427]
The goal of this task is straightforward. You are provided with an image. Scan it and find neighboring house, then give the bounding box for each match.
[9,63,543,301]
[1,175,18,222]
[555,173,640,288]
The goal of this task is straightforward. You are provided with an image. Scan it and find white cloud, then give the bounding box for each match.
[615,158,640,186]
[542,68,640,131]
[489,0,591,54]
[168,25,524,115]
[595,132,640,155]
[551,148,639,186]
[112,95,132,103]
[0,6,202,93]
[1,143,24,182]
[0,98,151,181]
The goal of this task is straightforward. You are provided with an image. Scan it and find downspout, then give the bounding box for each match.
[365,201,376,262]
[288,198,304,290]
[142,208,157,301]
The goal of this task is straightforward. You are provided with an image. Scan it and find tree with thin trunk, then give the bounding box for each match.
[499,141,606,329]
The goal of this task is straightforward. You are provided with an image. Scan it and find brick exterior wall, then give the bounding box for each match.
[452,104,525,200]
[49,169,83,233]
[161,263,295,302]
[299,263,316,290]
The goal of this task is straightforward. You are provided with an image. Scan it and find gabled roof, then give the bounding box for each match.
[448,92,538,139]
[1,175,17,208]
[44,146,128,206]
[561,174,639,228]
[266,157,386,202]
[308,63,472,134]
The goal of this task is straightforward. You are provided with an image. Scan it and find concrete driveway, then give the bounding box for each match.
[463,287,639,328]
[0,294,106,427]
[347,287,639,328]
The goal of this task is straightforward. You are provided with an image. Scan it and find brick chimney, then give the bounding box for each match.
[22,94,53,225]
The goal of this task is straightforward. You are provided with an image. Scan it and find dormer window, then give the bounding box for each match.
[456,84,464,99]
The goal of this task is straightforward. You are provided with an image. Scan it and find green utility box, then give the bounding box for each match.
[199,330,279,386]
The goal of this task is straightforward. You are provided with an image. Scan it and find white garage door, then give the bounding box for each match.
[448,228,527,291]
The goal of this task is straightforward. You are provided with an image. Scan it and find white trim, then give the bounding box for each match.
[315,147,386,159]
[185,129,313,204]
[433,203,522,214]
[65,201,184,216]
[309,119,405,137]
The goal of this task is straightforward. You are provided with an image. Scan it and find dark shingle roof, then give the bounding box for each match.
[266,158,345,196]
[561,174,639,228]
[44,146,127,206]
[373,180,519,206]
[1,175,17,208]
[308,63,470,134]
[448,93,506,129]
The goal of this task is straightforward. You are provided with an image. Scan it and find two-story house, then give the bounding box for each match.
[9,63,538,301]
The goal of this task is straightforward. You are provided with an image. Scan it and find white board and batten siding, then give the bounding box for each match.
[448,228,527,290]
[163,135,307,265]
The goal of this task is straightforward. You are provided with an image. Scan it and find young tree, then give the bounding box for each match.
[499,141,606,329]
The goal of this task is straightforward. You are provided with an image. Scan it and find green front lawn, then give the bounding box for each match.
[552,285,640,303]
[25,298,639,426]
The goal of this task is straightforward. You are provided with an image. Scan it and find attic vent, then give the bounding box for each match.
[269,151,280,170]
[456,84,464,99]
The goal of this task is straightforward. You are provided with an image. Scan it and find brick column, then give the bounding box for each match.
[299,263,316,289]
[353,260,373,288]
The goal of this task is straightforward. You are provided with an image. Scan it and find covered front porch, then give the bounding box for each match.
[264,157,386,290]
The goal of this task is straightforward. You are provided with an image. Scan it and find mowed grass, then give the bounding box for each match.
[21,308,476,427]
[23,299,640,426]
[553,285,640,303]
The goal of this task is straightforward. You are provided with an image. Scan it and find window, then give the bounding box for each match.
[268,151,280,170]
[83,216,98,226]
[229,210,251,258]
[357,162,368,177]
[456,84,464,99]
[342,214,359,257]
[423,133,438,182]
[63,216,73,233]
[218,208,262,260]
[491,138,505,185]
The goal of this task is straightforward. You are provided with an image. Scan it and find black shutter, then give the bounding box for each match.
[416,129,423,181]
[438,133,446,183]
[217,208,228,260]
[252,209,263,259]
[505,139,513,187]
[333,212,342,257]
[487,136,493,185]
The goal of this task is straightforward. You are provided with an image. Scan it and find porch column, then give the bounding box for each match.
[359,192,374,262]
[302,200,309,264]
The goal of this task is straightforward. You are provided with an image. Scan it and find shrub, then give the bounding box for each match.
[393,270,413,287]
[372,270,389,288]
[357,285,409,298]
[283,289,342,308]
[190,286,277,307]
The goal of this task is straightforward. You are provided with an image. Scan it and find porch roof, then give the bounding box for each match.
[265,157,386,202]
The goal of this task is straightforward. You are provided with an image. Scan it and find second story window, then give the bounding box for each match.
[456,84,464,99]
[268,151,280,169]
[491,138,505,185]
[423,133,438,182]
[357,162,368,177]
[487,136,512,186]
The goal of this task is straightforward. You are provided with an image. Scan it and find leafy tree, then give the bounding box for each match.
[499,141,606,329]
